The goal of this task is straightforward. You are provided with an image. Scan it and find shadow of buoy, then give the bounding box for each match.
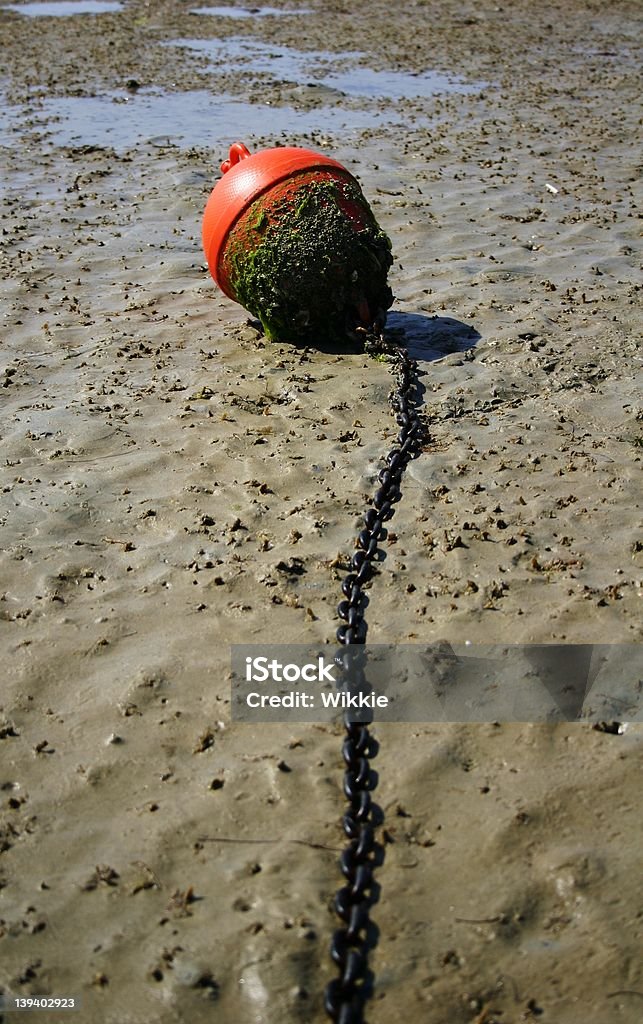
[386,311,481,363]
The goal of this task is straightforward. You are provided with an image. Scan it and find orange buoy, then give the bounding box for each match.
[202,141,393,344]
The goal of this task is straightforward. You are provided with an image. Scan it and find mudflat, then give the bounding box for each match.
[1,1,641,1022]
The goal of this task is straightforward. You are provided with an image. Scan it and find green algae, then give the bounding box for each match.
[224,176,393,345]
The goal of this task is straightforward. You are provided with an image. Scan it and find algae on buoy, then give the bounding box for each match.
[219,171,394,344]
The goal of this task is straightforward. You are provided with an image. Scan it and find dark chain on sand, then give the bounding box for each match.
[324,328,425,1024]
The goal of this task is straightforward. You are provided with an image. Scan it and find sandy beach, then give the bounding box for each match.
[1,0,642,1021]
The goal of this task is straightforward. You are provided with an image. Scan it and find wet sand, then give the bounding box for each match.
[1,0,642,1021]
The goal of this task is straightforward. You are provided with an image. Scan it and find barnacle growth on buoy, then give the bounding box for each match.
[202,143,394,345]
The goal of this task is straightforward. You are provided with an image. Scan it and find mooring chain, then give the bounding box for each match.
[325,331,425,1024]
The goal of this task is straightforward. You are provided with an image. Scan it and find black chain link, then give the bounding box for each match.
[325,329,425,1024]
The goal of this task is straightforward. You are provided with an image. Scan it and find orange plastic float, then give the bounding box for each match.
[201,141,393,344]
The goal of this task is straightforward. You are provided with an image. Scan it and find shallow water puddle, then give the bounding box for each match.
[2,1,122,14]
[190,4,310,16]
[174,37,481,100]
[17,88,398,149]
[1,24,481,150]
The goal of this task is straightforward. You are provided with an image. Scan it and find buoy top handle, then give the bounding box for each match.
[221,142,252,174]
